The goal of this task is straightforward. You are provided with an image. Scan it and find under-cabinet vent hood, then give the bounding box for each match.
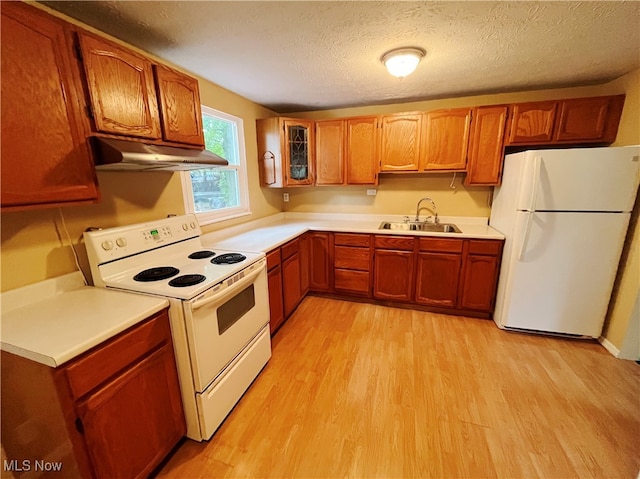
[92,137,228,171]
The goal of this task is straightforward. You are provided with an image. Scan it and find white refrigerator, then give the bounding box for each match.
[489,146,639,338]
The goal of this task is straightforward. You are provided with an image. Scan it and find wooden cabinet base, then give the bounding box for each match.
[0,309,185,479]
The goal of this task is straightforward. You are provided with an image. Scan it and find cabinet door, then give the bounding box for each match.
[380,113,421,171]
[554,96,624,143]
[76,343,185,479]
[422,108,471,171]
[315,120,345,185]
[346,116,379,185]
[459,254,499,312]
[154,64,205,146]
[299,233,311,296]
[309,232,331,292]
[267,264,285,334]
[284,119,315,186]
[282,254,302,317]
[415,252,462,308]
[507,101,558,145]
[1,3,99,210]
[78,32,161,139]
[465,105,508,186]
[373,250,414,302]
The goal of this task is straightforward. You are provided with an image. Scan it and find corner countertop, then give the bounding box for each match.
[202,212,504,253]
[1,272,169,368]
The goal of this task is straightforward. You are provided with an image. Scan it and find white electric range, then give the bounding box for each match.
[84,214,271,441]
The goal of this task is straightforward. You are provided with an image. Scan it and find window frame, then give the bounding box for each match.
[182,106,251,225]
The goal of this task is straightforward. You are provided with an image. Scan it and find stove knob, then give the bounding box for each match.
[182,223,189,231]
[116,237,127,247]
[190,222,196,229]
[101,240,114,251]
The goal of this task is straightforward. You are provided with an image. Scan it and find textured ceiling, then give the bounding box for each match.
[41,1,640,113]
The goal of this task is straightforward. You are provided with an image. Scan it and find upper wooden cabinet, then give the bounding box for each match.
[346,116,379,185]
[78,32,162,140]
[314,116,379,186]
[554,95,624,143]
[506,95,624,146]
[379,113,422,171]
[465,105,509,186]
[154,64,205,146]
[257,117,315,187]
[421,108,472,171]
[1,2,99,211]
[315,119,345,185]
[507,100,557,145]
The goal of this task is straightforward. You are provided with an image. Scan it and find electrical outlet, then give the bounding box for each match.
[366,189,377,196]
[283,193,289,202]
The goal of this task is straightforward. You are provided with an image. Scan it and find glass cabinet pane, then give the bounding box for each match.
[287,125,310,181]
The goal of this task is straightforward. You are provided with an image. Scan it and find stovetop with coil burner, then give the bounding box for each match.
[84,215,265,300]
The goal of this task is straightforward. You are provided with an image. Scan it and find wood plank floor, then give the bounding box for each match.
[156,296,640,479]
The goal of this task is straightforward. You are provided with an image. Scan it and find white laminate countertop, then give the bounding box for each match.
[1,272,169,368]
[202,212,505,253]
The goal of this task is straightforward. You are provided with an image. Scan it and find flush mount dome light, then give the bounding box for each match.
[381,47,426,78]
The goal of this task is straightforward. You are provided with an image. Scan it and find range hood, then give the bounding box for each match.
[92,137,228,171]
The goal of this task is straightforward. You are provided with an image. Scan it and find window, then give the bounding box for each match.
[182,106,250,224]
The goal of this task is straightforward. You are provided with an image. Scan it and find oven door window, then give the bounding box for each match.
[218,284,255,335]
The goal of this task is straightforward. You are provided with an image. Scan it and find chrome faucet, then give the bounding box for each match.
[415,197,438,224]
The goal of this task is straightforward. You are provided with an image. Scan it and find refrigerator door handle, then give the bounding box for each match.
[519,211,535,261]
[527,156,542,211]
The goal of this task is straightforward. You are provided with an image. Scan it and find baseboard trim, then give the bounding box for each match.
[598,336,620,358]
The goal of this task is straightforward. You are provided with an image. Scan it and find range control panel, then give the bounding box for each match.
[84,214,202,265]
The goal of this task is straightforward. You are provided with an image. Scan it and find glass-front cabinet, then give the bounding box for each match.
[284,120,314,186]
[256,117,315,187]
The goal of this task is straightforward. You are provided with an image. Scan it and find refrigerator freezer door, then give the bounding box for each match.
[495,211,630,337]
[514,146,639,213]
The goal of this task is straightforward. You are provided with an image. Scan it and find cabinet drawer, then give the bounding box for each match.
[418,237,463,253]
[374,235,414,251]
[334,233,370,247]
[64,309,171,400]
[334,269,370,294]
[468,240,503,256]
[334,246,370,271]
[281,238,300,260]
[266,248,281,270]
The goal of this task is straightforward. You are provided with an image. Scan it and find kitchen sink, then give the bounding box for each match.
[379,221,462,233]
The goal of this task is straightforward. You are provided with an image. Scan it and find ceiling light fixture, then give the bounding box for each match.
[381,47,426,78]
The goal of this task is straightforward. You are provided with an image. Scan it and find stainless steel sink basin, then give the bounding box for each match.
[379,221,462,233]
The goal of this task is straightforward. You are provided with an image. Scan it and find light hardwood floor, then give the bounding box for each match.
[156,296,640,479]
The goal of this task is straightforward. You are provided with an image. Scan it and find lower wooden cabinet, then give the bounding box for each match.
[308,232,332,292]
[372,235,415,302]
[1,309,185,479]
[415,238,464,308]
[459,240,503,312]
[266,249,285,334]
[333,233,372,297]
[266,236,310,334]
[281,239,303,318]
[262,231,504,327]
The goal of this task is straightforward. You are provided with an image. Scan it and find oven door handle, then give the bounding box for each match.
[191,260,266,311]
